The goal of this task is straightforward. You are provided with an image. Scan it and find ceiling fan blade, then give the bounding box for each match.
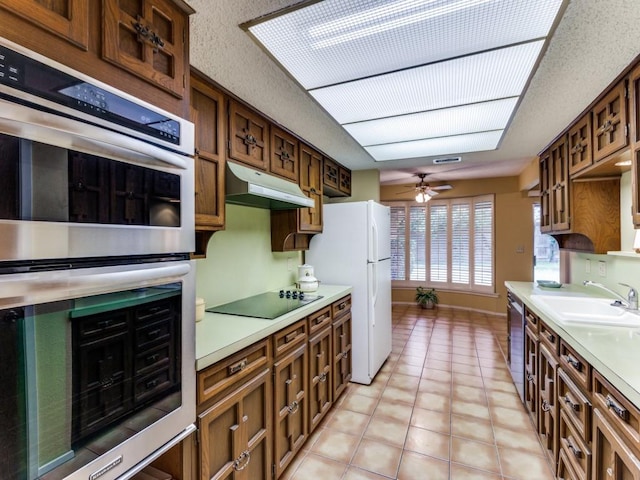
[395,189,417,195]
[427,190,439,197]
[431,184,453,191]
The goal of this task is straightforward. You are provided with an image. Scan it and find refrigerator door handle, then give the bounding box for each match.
[371,262,377,326]
[370,216,378,263]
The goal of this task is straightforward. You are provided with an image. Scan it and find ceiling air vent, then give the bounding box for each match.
[433,157,461,165]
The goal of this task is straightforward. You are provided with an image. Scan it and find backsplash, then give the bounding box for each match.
[196,204,301,307]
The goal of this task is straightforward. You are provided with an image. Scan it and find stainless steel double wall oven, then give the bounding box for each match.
[0,38,196,480]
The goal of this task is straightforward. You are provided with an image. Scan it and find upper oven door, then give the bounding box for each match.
[0,37,194,261]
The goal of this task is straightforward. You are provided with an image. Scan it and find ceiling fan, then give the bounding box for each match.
[398,173,453,203]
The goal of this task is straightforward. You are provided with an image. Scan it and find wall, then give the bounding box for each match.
[381,176,535,314]
[196,204,301,307]
[569,171,640,294]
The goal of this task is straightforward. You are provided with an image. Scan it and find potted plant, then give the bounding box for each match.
[415,286,439,309]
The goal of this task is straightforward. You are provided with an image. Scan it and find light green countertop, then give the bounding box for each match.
[195,285,352,371]
[505,281,640,409]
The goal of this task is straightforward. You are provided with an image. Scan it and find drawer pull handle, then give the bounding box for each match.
[563,394,580,412]
[228,358,248,375]
[244,134,257,147]
[600,120,613,134]
[565,354,582,372]
[566,436,582,459]
[146,379,159,389]
[526,313,537,324]
[541,400,551,412]
[546,333,556,343]
[147,328,162,338]
[285,332,298,343]
[527,373,534,382]
[147,353,160,364]
[288,400,299,414]
[342,352,349,360]
[338,302,347,310]
[319,372,327,382]
[606,394,629,421]
[232,450,251,471]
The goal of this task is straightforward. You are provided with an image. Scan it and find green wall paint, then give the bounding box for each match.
[196,204,302,307]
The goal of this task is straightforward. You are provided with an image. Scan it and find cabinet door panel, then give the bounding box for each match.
[298,145,323,233]
[524,325,539,428]
[102,0,188,98]
[191,76,226,229]
[630,66,640,227]
[308,327,332,433]
[539,151,551,233]
[270,126,298,182]
[0,0,89,48]
[568,113,592,175]
[593,81,628,162]
[273,344,307,478]
[538,344,558,463]
[198,369,271,480]
[333,312,352,399]
[550,136,570,231]
[593,408,640,480]
[228,101,269,170]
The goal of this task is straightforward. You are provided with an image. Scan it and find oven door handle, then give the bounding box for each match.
[0,261,192,308]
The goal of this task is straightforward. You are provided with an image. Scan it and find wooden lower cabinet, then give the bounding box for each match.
[333,310,352,399]
[308,326,332,433]
[273,344,307,478]
[539,343,559,464]
[198,368,272,480]
[524,324,539,428]
[197,296,352,480]
[558,448,581,480]
[593,408,640,480]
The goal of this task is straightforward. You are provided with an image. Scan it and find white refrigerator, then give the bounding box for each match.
[307,200,392,385]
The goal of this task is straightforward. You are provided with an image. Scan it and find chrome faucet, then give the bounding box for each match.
[583,281,638,310]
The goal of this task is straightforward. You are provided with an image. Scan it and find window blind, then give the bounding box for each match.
[389,206,406,280]
[474,200,493,286]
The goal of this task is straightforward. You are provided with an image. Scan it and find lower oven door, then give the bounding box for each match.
[0,259,195,480]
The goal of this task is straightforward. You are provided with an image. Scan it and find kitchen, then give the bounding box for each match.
[1,0,640,480]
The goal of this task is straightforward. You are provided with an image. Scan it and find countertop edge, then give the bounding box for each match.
[195,285,352,371]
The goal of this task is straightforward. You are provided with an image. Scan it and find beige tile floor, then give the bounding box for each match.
[281,304,555,480]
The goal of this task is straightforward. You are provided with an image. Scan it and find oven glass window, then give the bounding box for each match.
[0,283,182,479]
[0,132,181,226]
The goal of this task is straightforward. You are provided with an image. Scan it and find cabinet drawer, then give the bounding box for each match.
[135,299,174,323]
[559,410,591,480]
[308,306,332,336]
[539,320,559,356]
[135,367,172,404]
[76,310,128,341]
[558,368,592,443]
[559,340,591,392]
[197,339,271,407]
[135,342,171,375]
[593,370,640,454]
[135,318,172,350]
[557,442,582,480]
[332,295,351,320]
[273,319,307,359]
[524,307,540,334]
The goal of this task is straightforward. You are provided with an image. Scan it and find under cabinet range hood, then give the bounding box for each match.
[226,161,314,209]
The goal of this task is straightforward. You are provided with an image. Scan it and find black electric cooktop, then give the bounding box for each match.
[206,290,323,320]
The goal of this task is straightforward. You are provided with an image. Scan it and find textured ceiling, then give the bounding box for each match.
[187,0,640,184]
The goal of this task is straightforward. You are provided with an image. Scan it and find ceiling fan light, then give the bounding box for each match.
[415,191,430,203]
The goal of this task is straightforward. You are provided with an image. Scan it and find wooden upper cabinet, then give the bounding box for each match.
[270,126,298,182]
[228,100,270,170]
[568,113,592,175]
[102,0,191,98]
[0,0,89,49]
[339,167,352,196]
[539,150,551,233]
[190,72,225,231]
[592,80,628,162]
[549,136,570,232]
[322,157,352,197]
[299,144,323,233]
[630,65,640,227]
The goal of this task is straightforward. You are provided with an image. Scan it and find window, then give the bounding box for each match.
[385,195,494,293]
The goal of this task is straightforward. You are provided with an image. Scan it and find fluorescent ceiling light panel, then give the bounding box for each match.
[248,0,564,89]
[343,97,518,146]
[309,41,543,124]
[366,130,503,161]
[246,0,566,161]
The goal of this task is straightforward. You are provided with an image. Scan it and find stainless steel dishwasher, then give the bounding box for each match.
[507,290,525,402]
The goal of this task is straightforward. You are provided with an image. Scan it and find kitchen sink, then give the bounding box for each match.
[530,295,640,327]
